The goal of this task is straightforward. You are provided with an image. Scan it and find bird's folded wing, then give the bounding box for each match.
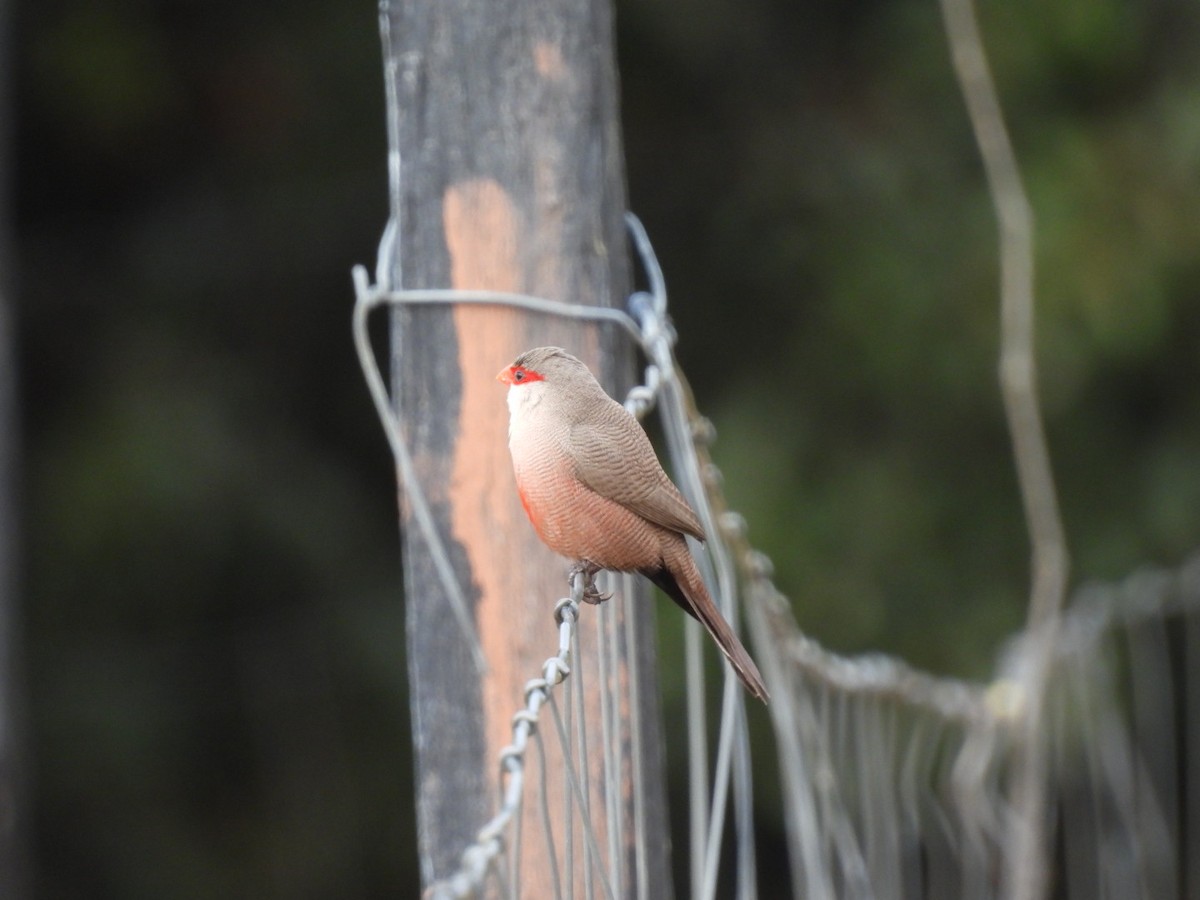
[569,417,706,541]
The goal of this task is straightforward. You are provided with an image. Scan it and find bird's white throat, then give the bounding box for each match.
[505,382,552,453]
[506,380,547,422]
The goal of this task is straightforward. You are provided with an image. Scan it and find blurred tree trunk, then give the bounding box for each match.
[377,0,672,896]
[0,0,28,891]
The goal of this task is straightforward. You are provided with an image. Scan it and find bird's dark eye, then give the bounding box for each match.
[513,368,525,382]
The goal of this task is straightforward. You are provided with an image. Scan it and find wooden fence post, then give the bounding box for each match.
[376,0,673,895]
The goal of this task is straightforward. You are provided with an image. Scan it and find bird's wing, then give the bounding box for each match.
[568,404,706,541]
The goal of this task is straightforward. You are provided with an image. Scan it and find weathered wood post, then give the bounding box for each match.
[376,0,672,896]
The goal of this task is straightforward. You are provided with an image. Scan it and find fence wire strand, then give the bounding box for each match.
[359,0,1200,889]
[356,236,1200,897]
[936,0,1069,896]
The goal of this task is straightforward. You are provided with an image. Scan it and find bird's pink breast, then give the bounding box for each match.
[513,445,670,571]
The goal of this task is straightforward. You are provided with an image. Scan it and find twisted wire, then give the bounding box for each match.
[353,214,1012,899]
[421,576,584,900]
[355,214,1200,899]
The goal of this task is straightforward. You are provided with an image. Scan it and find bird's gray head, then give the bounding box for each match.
[497,346,598,388]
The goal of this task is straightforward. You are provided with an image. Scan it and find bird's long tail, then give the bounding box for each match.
[646,555,769,703]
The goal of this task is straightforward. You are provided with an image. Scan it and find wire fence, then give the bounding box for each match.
[355,0,1198,895]
[354,211,767,898]
[354,215,1200,898]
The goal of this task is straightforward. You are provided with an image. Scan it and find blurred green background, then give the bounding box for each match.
[12,0,1200,895]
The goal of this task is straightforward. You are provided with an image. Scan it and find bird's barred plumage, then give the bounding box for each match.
[498,346,768,702]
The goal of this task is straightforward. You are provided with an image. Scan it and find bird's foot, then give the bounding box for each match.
[569,562,612,605]
[581,582,613,605]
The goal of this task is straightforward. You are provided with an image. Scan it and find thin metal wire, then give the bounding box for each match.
[634,319,711,898]
[621,570,651,900]
[421,579,583,900]
[365,215,1053,899]
[567,599,584,900]
[627,227,760,900]
[936,0,1068,896]
[361,207,1200,900]
[351,270,485,674]
[1125,613,1178,897]
[685,618,710,898]
[534,725,564,899]
[355,213,767,898]
[386,298,1200,900]
[354,218,689,900]
[598,585,625,900]
[547,694,619,900]
[351,265,647,673]
[375,2,401,293]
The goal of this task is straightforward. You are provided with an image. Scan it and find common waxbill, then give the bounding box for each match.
[497,346,768,703]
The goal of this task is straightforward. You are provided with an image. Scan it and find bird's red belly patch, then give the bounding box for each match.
[515,470,663,571]
[516,485,544,536]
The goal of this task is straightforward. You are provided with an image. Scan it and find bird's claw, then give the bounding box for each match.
[581,584,613,605]
[569,562,610,605]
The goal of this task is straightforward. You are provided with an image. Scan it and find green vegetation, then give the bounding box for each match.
[16,0,1200,893]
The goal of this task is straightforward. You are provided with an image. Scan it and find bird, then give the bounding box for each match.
[497,346,768,703]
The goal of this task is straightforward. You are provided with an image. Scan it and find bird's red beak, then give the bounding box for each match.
[496,365,515,385]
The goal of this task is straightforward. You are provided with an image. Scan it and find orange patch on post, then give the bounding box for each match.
[532,41,567,80]
[444,179,520,292]
[442,178,531,765]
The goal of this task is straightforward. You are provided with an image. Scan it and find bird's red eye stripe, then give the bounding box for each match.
[496,363,546,385]
[501,365,544,385]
